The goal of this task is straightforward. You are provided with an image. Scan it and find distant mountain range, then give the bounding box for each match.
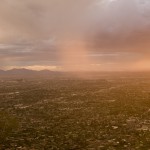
[0,68,108,79]
[0,69,62,78]
[0,68,150,79]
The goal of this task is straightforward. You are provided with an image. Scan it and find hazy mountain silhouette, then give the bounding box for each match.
[0,68,61,78]
[0,68,149,79]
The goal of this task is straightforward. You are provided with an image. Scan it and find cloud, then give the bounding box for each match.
[0,0,150,71]
[5,65,60,71]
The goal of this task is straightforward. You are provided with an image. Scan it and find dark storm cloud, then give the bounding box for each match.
[0,39,58,63]
[86,0,150,70]
[89,0,150,52]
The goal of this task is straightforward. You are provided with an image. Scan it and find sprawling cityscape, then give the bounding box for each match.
[0,72,150,149]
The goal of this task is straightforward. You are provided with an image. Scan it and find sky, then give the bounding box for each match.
[0,0,150,71]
